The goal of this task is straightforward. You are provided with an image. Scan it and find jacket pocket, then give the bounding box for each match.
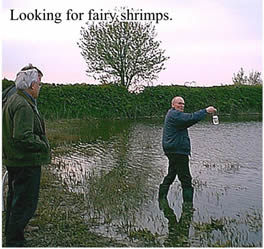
[179,135,190,151]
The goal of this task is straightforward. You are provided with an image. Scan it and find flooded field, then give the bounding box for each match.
[48,116,262,247]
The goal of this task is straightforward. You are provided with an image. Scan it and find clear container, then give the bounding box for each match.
[212,115,219,125]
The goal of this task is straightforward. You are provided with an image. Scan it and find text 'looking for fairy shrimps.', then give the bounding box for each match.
[9,8,173,24]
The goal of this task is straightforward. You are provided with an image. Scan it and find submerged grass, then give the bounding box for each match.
[192,211,262,247]
[84,161,147,218]
[2,158,262,247]
[2,118,262,247]
[2,167,127,247]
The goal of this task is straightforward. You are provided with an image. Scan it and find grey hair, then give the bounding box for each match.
[15,68,39,90]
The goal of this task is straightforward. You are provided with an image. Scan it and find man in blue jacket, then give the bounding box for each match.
[160,96,216,203]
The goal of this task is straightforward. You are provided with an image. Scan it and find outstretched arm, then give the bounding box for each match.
[172,106,217,129]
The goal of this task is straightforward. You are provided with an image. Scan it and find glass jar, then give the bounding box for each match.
[212,115,219,125]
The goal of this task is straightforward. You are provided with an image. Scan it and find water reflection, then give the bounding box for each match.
[159,197,193,247]
[48,118,262,247]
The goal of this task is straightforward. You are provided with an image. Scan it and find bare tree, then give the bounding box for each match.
[232,67,262,85]
[78,20,169,89]
[248,70,262,85]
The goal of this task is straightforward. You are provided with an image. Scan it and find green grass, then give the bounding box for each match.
[2,167,127,247]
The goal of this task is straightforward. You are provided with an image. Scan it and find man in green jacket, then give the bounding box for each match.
[2,64,51,247]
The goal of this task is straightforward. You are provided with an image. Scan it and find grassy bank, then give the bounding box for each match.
[2,79,262,120]
[2,167,127,247]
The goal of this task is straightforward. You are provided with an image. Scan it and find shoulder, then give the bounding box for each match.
[167,108,182,118]
[167,108,179,115]
[9,92,33,111]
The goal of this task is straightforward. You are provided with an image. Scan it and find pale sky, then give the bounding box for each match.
[1,0,263,86]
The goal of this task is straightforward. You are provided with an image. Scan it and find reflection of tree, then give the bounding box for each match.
[159,197,193,247]
[85,121,148,221]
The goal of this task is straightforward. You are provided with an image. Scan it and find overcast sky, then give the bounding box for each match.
[1,0,262,86]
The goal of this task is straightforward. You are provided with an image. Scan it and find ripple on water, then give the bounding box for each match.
[52,120,262,246]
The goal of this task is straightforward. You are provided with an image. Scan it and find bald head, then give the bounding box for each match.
[171,96,185,112]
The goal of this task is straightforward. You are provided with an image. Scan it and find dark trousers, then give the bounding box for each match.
[5,166,41,247]
[160,154,193,202]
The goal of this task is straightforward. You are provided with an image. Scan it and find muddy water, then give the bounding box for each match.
[51,118,262,246]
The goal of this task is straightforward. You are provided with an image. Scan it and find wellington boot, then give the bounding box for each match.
[182,187,193,203]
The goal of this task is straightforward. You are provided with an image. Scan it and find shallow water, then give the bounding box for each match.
[50,117,262,246]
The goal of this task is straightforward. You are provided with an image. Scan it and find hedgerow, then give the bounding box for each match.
[2,79,262,119]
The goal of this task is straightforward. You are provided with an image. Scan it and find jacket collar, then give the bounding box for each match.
[17,90,36,106]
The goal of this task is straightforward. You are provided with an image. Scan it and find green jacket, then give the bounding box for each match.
[2,90,51,167]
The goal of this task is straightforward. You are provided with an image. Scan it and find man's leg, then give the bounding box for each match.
[159,154,178,199]
[5,166,41,247]
[176,155,194,203]
[5,169,14,237]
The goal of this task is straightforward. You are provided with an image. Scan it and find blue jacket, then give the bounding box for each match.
[162,108,207,155]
